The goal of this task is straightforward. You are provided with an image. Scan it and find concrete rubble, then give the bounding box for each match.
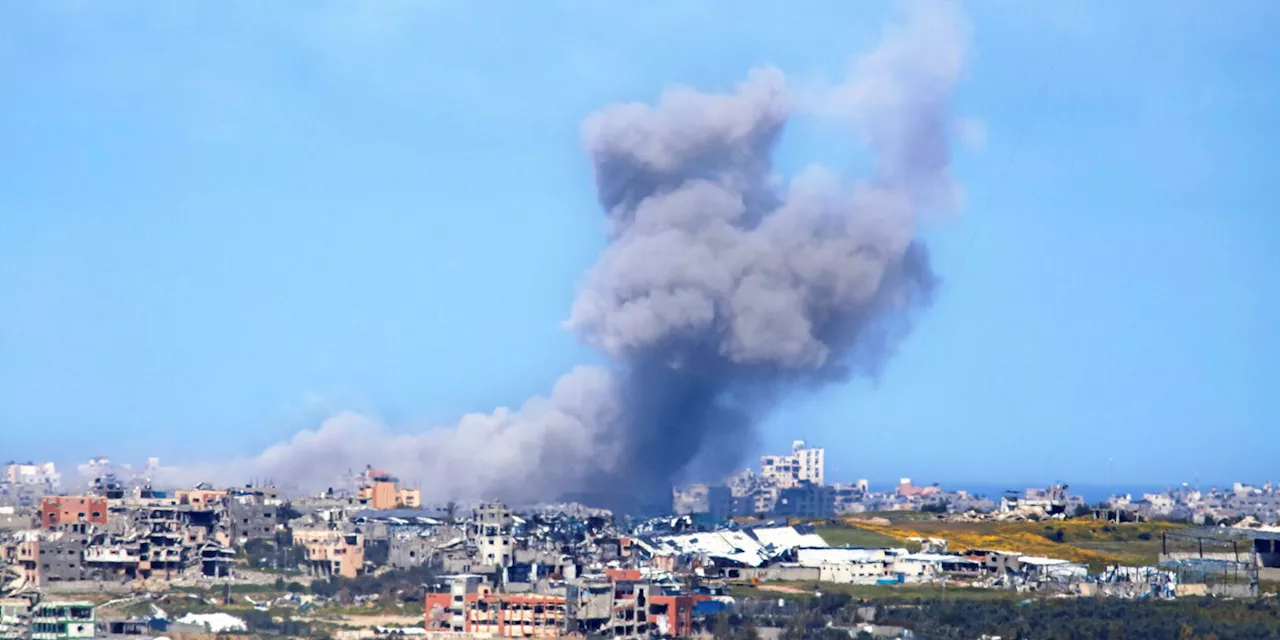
[3,455,1276,638]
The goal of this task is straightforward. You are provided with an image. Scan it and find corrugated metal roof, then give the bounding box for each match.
[751,526,828,550]
[352,508,447,521]
[1017,556,1072,566]
[900,553,973,564]
[1244,527,1280,541]
[796,547,890,565]
[646,525,828,567]
[649,530,769,566]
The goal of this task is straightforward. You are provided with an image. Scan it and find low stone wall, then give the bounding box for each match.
[43,580,136,595]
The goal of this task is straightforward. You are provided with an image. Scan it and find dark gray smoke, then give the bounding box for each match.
[169,1,970,509]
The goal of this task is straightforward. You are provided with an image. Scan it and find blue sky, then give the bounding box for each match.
[2,1,1277,488]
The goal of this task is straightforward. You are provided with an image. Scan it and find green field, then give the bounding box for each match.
[816,524,915,549]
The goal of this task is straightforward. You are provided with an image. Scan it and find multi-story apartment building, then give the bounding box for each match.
[761,440,825,489]
[773,482,836,519]
[3,462,60,491]
[427,573,696,640]
[471,503,516,569]
[30,601,93,640]
[292,529,364,578]
[426,585,566,639]
[39,497,108,530]
[174,488,227,509]
[356,468,422,510]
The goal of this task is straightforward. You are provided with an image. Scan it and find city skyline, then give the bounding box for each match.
[5,450,1276,510]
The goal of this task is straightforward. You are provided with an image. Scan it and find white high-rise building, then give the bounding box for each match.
[3,461,60,489]
[760,440,825,489]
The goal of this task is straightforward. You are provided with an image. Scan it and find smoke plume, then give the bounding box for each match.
[171,1,970,509]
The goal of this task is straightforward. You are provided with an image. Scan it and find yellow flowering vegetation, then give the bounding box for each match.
[838,517,1188,568]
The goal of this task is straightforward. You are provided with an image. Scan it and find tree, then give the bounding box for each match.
[781,614,814,640]
[813,592,850,617]
[310,579,339,597]
[921,501,949,514]
[712,613,733,640]
[816,629,851,640]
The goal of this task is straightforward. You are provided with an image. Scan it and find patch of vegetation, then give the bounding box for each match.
[920,501,950,515]
[308,564,437,607]
[272,577,308,593]
[238,607,318,637]
[172,582,274,596]
[732,581,1026,603]
[101,600,155,618]
[878,597,1280,640]
[725,592,1280,640]
[240,538,307,572]
[840,517,1189,569]
[816,525,918,550]
[1041,527,1066,543]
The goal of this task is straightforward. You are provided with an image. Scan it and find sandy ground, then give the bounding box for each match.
[755,584,806,594]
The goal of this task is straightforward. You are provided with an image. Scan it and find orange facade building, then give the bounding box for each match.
[357,471,422,510]
[40,496,108,529]
[426,590,566,638]
[292,530,365,578]
[174,488,228,508]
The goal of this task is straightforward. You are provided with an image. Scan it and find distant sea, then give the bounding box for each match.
[859,481,1240,505]
[954,483,1171,505]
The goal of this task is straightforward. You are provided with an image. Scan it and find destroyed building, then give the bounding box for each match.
[39,496,108,530]
[672,485,732,523]
[228,496,282,543]
[426,569,702,639]
[291,528,365,579]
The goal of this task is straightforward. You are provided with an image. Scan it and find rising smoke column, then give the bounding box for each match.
[175,1,970,508]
